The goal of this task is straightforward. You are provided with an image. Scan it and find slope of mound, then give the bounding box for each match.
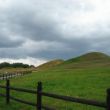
[66,52,110,63]
[35,52,110,70]
[59,52,110,69]
[36,59,64,70]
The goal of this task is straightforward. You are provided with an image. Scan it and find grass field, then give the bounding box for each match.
[0,52,110,110]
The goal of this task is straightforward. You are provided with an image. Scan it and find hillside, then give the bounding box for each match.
[36,59,64,70]
[57,52,110,69]
[35,52,110,70]
[66,52,110,63]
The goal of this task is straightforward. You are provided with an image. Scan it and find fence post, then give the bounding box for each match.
[6,74,7,80]
[6,80,10,104]
[3,74,4,80]
[107,88,110,110]
[37,82,42,110]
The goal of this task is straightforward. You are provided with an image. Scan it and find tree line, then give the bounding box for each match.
[0,62,34,69]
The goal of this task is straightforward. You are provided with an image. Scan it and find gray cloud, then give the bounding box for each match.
[0,31,23,48]
[0,0,110,65]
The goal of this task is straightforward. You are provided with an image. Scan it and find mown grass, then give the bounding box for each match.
[0,66,110,110]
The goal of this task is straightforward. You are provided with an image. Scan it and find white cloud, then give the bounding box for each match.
[0,57,47,67]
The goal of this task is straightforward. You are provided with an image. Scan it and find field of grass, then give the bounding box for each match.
[0,52,110,110]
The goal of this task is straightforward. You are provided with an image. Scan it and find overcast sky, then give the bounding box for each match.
[0,0,110,66]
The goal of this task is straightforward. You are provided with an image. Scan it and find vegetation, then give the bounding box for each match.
[65,52,110,63]
[0,62,34,69]
[0,52,110,110]
[36,59,64,70]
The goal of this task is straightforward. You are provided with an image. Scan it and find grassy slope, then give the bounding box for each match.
[35,59,64,71]
[0,52,110,110]
[66,52,110,62]
[58,52,110,69]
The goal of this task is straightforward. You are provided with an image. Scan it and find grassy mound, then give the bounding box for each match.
[66,52,110,63]
[58,52,110,69]
[36,59,64,70]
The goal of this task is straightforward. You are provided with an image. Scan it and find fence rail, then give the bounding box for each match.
[41,92,106,108]
[0,80,110,110]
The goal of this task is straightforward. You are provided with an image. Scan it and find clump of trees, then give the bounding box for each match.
[0,62,34,69]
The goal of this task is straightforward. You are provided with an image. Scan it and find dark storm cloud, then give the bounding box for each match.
[0,31,23,48]
[1,1,63,42]
[0,0,110,64]
[24,38,93,59]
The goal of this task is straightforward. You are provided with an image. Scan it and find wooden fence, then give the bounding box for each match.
[0,71,32,80]
[0,80,110,110]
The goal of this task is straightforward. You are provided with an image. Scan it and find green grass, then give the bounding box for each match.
[66,52,110,63]
[0,52,110,110]
[36,59,64,71]
[0,67,110,110]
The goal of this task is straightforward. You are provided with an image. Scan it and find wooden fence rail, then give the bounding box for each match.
[0,80,110,110]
